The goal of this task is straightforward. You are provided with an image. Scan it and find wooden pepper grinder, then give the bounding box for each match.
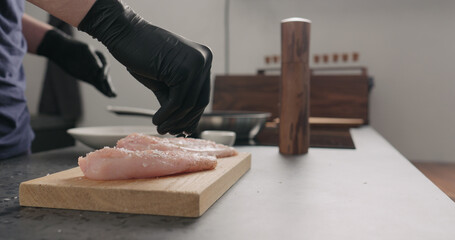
[279,18,311,155]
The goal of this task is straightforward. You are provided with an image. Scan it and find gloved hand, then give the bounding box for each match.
[78,0,212,135]
[37,29,117,98]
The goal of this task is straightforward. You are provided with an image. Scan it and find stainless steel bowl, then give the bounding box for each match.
[196,111,271,140]
[107,106,271,140]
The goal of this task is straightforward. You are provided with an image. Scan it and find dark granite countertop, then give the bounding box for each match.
[0,146,203,239]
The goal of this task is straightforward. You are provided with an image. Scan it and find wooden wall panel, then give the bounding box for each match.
[212,73,369,123]
[213,76,280,119]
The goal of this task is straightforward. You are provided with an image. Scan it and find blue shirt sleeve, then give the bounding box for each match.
[0,0,35,159]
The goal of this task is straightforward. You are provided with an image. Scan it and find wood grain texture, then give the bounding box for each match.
[19,153,251,217]
[212,75,280,119]
[212,73,369,123]
[311,74,369,122]
[309,117,364,128]
[412,162,455,202]
[255,125,355,149]
[279,19,311,155]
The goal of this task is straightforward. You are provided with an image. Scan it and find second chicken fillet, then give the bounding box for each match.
[78,133,238,180]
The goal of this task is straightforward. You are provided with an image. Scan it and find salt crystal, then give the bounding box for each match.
[142,162,148,167]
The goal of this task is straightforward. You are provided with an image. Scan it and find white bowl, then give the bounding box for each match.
[67,126,168,149]
[200,130,236,146]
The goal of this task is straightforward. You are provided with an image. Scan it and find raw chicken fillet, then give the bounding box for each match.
[117,133,238,158]
[78,133,237,180]
[78,147,217,180]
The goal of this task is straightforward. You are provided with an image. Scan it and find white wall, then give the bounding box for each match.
[24,0,455,162]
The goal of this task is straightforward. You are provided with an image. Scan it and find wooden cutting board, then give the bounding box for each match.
[19,152,251,217]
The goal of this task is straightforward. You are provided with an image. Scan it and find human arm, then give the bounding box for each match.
[26,0,95,27]
[21,13,116,97]
[27,0,213,135]
[22,14,52,54]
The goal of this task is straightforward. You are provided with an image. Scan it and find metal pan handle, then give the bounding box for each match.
[107,105,156,118]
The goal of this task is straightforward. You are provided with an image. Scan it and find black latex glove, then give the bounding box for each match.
[78,0,212,135]
[37,29,117,98]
